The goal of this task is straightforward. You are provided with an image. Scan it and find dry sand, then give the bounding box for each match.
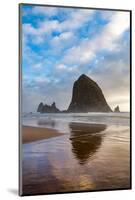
[22,126,62,144]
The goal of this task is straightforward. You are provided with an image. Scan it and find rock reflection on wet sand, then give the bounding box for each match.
[22,123,130,195]
[69,123,106,164]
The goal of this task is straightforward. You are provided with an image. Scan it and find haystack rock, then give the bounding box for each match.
[67,74,112,113]
[114,105,120,112]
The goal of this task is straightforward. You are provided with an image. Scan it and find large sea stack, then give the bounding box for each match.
[67,74,112,113]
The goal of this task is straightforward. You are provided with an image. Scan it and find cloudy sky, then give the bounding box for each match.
[21,5,130,112]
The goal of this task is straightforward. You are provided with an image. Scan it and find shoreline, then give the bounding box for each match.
[22,121,129,144]
[22,125,62,144]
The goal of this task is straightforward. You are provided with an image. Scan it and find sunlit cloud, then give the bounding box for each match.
[22,5,130,112]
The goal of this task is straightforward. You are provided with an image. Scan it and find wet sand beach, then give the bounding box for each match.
[22,121,130,195]
[22,126,62,144]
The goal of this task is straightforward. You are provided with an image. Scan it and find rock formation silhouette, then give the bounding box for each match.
[67,74,112,112]
[37,102,60,113]
[37,74,112,113]
[114,105,120,112]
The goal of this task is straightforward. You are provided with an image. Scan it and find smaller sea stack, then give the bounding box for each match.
[114,105,120,112]
[37,102,60,113]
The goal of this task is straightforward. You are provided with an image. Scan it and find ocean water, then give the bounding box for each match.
[22,112,130,133]
[22,112,130,195]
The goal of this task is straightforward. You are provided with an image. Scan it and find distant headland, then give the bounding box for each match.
[37,74,119,113]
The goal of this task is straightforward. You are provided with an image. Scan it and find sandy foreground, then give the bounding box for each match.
[22,126,62,144]
[22,123,130,195]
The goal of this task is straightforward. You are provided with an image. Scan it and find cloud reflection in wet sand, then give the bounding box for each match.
[22,123,130,195]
